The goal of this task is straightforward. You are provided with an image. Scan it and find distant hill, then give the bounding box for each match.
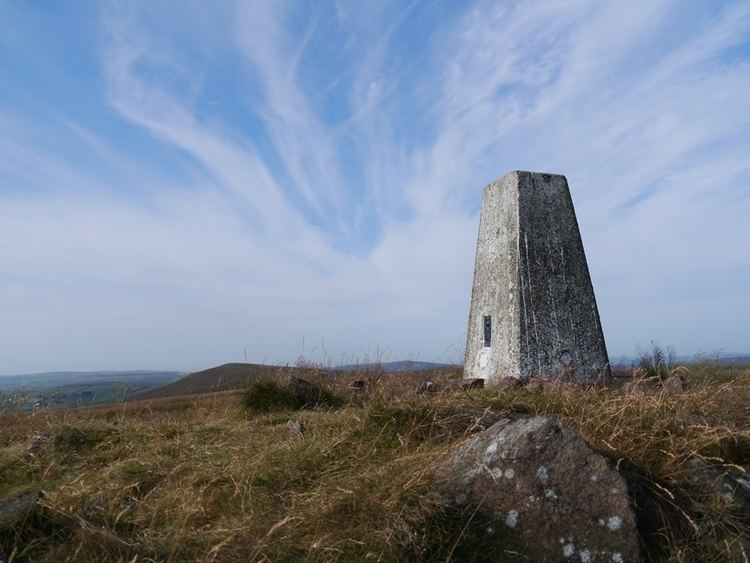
[132,361,460,401]
[131,363,289,400]
[715,354,750,368]
[335,360,452,372]
[0,370,182,411]
[611,353,750,370]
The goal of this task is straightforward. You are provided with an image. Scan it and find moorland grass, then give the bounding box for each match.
[0,365,748,561]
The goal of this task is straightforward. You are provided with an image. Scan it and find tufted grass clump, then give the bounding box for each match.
[241,378,345,413]
[52,425,112,454]
[636,341,676,380]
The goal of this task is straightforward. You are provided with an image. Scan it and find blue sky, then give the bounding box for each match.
[1,0,749,374]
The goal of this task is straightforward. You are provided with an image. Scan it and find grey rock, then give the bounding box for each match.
[683,458,750,517]
[444,378,485,392]
[351,380,366,392]
[524,374,555,391]
[435,416,639,561]
[416,381,438,395]
[416,379,485,395]
[0,491,39,530]
[464,171,610,385]
[498,377,524,391]
[286,420,306,439]
[680,458,750,558]
[621,377,660,395]
[661,373,688,395]
[24,432,50,459]
[458,378,485,390]
[622,374,687,396]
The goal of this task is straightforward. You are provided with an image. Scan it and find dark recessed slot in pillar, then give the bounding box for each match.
[483,315,492,347]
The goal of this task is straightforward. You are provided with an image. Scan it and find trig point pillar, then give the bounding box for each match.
[464,171,610,384]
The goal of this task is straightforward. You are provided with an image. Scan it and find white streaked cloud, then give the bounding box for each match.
[0,0,748,373]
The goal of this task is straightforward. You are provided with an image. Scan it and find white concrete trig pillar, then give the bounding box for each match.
[464,171,610,384]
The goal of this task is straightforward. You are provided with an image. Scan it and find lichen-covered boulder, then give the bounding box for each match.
[683,458,750,518]
[435,416,640,562]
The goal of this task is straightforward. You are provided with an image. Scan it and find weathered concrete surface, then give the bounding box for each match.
[435,416,640,562]
[465,171,610,384]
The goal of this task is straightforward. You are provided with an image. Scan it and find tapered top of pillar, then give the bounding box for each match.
[486,170,568,189]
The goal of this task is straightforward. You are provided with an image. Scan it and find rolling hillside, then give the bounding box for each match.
[131,363,295,400]
[132,361,459,401]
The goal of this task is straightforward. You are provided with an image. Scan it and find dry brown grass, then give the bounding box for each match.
[1,365,748,562]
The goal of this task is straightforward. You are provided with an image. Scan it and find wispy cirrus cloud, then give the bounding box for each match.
[0,0,748,374]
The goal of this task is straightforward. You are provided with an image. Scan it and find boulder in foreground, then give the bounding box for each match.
[435,416,639,562]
